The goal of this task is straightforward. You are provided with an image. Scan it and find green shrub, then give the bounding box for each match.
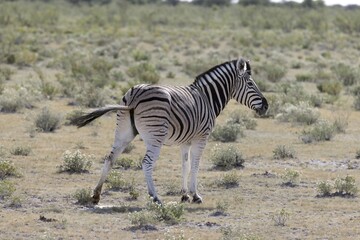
[211,122,243,142]
[301,120,335,143]
[317,81,342,96]
[273,145,296,159]
[216,171,240,188]
[74,188,93,206]
[317,181,333,197]
[262,64,287,83]
[74,85,114,108]
[213,200,229,216]
[334,175,358,197]
[105,170,130,191]
[272,208,289,227]
[0,66,14,81]
[295,74,313,82]
[332,63,358,86]
[228,111,257,130]
[0,160,19,180]
[114,156,141,170]
[0,87,36,113]
[133,50,151,62]
[332,115,348,134]
[58,150,93,173]
[126,62,160,85]
[0,180,16,200]
[129,210,157,228]
[147,200,185,225]
[281,169,300,187]
[276,102,319,125]
[210,144,245,170]
[10,146,32,156]
[35,107,61,132]
[353,95,360,111]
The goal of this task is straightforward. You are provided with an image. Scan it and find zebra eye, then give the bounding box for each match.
[247,81,254,87]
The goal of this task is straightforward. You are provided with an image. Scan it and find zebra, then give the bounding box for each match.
[72,58,268,204]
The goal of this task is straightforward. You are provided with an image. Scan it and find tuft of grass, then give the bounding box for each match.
[281,169,300,187]
[0,180,16,200]
[332,63,358,86]
[10,146,32,156]
[316,181,333,197]
[317,176,358,197]
[301,120,336,143]
[122,143,136,154]
[276,102,319,125]
[35,107,61,132]
[216,171,240,189]
[334,175,358,197]
[114,156,141,170]
[228,110,257,130]
[129,210,157,228]
[272,208,290,227]
[317,80,342,96]
[105,170,131,191]
[73,188,93,206]
[212,200,229,216]
[210,144,245,170]
[262,64,287,82]
[0,160,19,180]
[58,150,93,173]
[147,200,185,225]
[211,122,244,142]
[273,145,296,159]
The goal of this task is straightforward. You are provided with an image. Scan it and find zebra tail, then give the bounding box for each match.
[71,105,131,128]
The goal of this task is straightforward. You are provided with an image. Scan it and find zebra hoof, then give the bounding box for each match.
[152,196,162,205]
[92,194,100,204]
[181,194,191,203]
[192,195,203,204]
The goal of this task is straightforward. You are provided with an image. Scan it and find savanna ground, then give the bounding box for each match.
[1,1,360,239]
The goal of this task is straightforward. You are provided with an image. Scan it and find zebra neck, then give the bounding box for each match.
[191,74,234,117]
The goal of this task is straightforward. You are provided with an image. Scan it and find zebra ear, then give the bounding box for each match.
[236,58,246,73]
[245,60,251,74]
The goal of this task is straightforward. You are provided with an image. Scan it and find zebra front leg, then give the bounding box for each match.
[180,144,191,203]
[189,140,207,203]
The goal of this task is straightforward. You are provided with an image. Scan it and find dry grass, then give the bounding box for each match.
[1,2,360,239]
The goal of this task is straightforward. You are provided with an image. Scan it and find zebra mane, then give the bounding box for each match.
[192,59,237,85]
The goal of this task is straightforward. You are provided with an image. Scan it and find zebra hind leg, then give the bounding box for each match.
[189,140,207,204]
[92,111,136,204]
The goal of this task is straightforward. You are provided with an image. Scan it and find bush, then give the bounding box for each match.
[129,210,157,228]
[353,95,360,111]
[281,169,300,187]
[276,102,319,125]
[133,50,151,62]
[317,181,333,197]
[210,144,244,170]
[193,0,231,6]
[212,200,229,216]
[10,146,32,156]
[0,160,19,180]
[74,188,93,206]
[58,150,93,173]
[273,145,296,159]
[211,122,243,142]
[74,85,114,108]
[0,87,36,113]
[114,156,141,170]
[126,62,160,85]
[272,208,289,227]
[35,107,61,132]
[301,120,335,143]
[332,63,358,86]
[317,81,342,96]
[216,171,240,188]
[295,74,313,82]
[334,176,358,197]
[147,200,185,225]
[228,111,257,130]
[0,180,16,200]
[262,64,287,83]
[105,170,131,191]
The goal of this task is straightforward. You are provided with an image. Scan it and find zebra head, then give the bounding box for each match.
[232,58,268,116]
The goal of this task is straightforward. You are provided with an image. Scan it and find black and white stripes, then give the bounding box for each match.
[73,58,268,204]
